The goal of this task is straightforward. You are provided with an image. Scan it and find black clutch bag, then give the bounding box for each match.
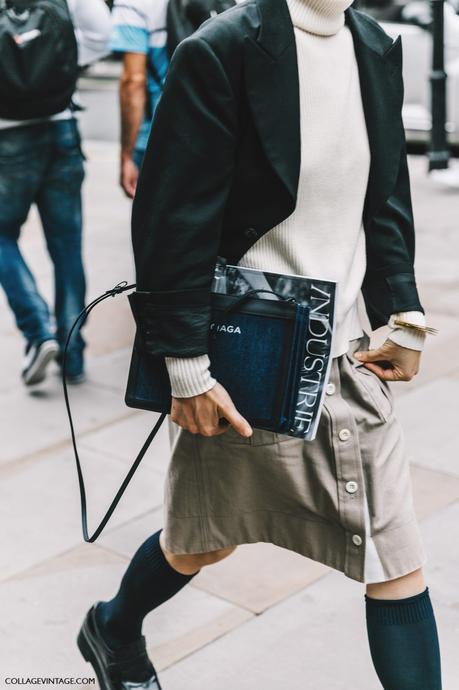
[126,289,309,434]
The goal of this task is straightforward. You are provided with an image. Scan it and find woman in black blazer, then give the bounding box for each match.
[77,1,442,688]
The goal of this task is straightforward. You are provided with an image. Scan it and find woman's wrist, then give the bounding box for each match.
[387,311,427,352]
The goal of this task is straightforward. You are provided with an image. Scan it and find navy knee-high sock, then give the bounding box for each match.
[366,587,442,690]
[96,530,198,649]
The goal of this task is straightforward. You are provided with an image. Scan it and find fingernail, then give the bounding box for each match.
[355,352,363,360]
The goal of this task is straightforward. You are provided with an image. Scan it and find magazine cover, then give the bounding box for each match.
[212,258,337,441]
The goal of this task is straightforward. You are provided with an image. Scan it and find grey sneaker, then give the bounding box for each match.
[21,339,59,386]
[77,604,162,690]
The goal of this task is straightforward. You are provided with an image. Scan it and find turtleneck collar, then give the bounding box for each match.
[286,0,353,36]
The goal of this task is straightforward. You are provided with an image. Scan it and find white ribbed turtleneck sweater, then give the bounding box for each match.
[286,0,351,35]
[165,0,425,398]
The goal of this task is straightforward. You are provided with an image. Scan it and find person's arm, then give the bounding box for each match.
[130,36,252,437]
[110,0,152,197]
[361,142,424,328]
[119,52,147,198]
[357,36,428,380]
[356,152,428,378]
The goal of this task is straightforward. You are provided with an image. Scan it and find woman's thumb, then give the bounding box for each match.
[355,348,381,363]
[222,401,253,438]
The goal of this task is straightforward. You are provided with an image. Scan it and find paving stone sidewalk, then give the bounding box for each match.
[0,143,458,689]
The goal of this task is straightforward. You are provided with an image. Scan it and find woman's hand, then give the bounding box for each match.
[355,339,421,382]
[171,382,253,438]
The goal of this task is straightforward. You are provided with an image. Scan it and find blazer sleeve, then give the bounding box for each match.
[130,35,237,358]
[361,138,425,331]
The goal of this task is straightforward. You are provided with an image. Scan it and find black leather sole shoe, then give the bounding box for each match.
[77,603,162,690]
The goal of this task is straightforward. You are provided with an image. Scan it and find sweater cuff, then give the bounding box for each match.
[387,311,426,352]
[165,354,217,398]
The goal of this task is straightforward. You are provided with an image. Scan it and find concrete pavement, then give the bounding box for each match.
[0,142,458,688]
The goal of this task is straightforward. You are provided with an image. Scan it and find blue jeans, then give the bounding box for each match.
[0,119,86,373]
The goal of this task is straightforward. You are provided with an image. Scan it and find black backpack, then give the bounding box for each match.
[0,0,78,120]
[166,0,236,58]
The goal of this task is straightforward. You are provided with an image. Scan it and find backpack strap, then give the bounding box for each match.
[63,281,167,543]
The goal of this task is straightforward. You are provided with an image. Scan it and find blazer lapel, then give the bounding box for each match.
[243,0,301,202]
[243,2,404,222]
[345,9,404,223]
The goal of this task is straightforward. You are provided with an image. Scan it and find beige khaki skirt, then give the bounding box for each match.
[163,334,426,583]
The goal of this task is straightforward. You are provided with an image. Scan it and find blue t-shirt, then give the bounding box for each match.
[110,0,169,153]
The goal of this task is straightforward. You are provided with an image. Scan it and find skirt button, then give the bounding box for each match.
[345,481,358,494]
[339,428,351,442]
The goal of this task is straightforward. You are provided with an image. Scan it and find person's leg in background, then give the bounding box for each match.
[366,568,442,689]
[0,124,59,385]
[78,529,236,689]
[37,118,86,383]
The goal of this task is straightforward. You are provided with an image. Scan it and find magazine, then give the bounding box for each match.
[212,258,337,441]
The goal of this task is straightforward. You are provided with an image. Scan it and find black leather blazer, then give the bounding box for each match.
[131,0,424,358]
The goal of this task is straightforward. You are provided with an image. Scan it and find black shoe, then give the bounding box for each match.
[22,338,59,386]
[77,603,162,690]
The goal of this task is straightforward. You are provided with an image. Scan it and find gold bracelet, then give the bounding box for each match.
[393,319,438,336]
